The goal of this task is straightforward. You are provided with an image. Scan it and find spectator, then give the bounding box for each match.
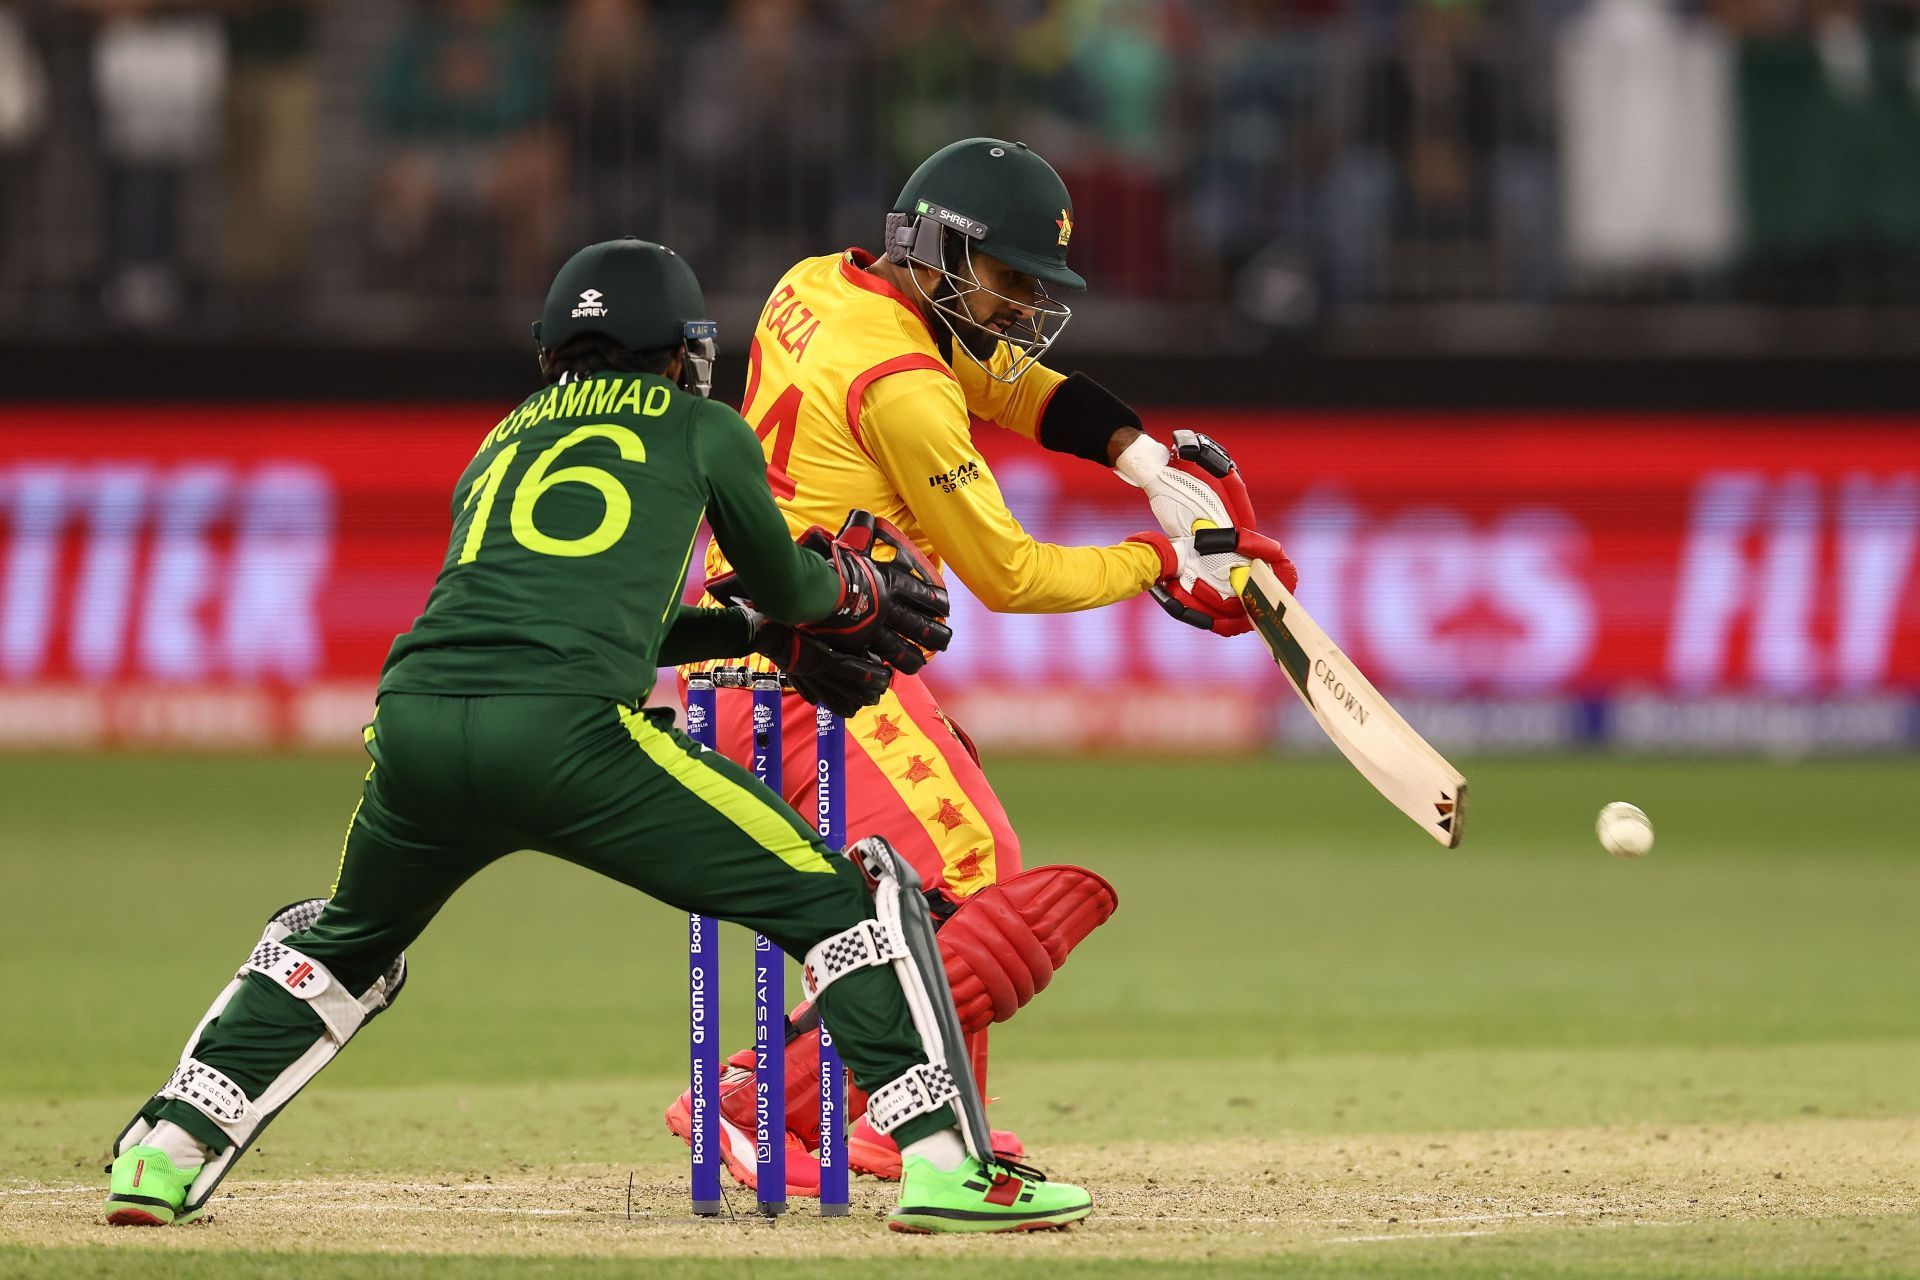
[1043,0,1188,296]
[553,0,663,245]
[9,0,1920,345]
[370,0,560,294]
[1319,0,1558,303]
[866,0,1014,184]
[666,0,846,288]
[0,4,48,155]
[72,0,228,328]
[1733,0,1920,301]
[1556,0,1738,287]
[223,0,321,296]
[1184,0,1333,304]
[0,2,51,287]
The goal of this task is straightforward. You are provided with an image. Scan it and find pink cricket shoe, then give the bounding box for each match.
[664,1049,822,1197]
[666,1036,1026,1190]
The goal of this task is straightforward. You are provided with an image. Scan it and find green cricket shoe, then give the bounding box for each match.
[103,1145,198,1226]
[889,1154,1092,1233]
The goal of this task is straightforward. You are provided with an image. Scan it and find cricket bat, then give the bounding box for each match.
[1234,560,1467,847]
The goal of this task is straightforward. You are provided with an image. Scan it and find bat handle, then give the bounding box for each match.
[1190,518,1253,596]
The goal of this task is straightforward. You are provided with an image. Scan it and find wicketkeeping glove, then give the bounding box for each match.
[796,512,951,673]
[741,607,894,717]
[708,510,952,675]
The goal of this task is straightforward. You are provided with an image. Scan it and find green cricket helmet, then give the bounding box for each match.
[884,138,1079,383]
[531,237,719,396]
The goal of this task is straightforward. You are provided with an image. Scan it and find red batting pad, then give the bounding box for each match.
[941,865,1119,1033]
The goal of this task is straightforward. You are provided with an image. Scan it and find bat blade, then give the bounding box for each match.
[1239,560,1467,848]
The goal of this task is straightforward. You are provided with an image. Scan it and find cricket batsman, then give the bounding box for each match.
[102,237,1095,1234]
[664,138,1297,1194]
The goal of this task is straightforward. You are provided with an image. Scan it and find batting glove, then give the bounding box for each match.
[1129,526,1298,637]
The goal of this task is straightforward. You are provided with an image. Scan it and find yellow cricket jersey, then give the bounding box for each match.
[701,249,1161,622]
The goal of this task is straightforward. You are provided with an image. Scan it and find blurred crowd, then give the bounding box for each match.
[3,0,1920,336]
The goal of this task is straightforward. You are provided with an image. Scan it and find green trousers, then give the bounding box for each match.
[152,693,952,1152]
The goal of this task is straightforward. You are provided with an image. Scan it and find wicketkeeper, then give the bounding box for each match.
[102,238,1093,1234]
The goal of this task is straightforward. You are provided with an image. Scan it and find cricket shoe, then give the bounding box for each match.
[848,1112,1025,1181]
[888,1154,1091,1233]
[102,1145,197,1226]
[664,1050,821,1198]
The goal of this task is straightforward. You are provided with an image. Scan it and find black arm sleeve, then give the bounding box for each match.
[657,606,755,667]
[1035,372,1142,466]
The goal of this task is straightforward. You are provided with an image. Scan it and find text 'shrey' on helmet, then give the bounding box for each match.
[532,238,719,397]
[884,138,1080,384]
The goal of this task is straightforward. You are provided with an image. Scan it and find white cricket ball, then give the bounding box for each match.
[1596,801,1654,859]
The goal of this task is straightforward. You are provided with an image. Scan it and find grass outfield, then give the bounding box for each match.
[1,752,1916,1277]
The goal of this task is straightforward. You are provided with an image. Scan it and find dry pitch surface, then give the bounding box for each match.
[4,1082,1916,1277]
